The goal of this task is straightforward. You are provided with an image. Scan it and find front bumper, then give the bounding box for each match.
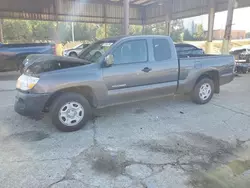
[14,90,50,117]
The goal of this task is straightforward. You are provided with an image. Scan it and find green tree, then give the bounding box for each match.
[170,19,184,42]
[183,29,194,41]
[144,23,165,35]
[57,22,71,42]
[30,21,57,42]
[3,20,33,43]
[96,24,121,39]
[193,24,205,41]
[108,24,121,37]
[73,23,97,42]
[95,24,105,39]
[130,25,142,35]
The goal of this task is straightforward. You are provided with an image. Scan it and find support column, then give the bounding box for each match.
[71,22,75,42]
[104,24,107,38]
[141,7,146,34]
[0,19,3,43]
[123,0,130,35]
[205,0,215,53]
[55,22,63,56]
[53,0,63,56]
[103,4,107,38]
[142,24,145,35]
[165,1,172,36]
[165,14,171,36]
[221,0,236,54]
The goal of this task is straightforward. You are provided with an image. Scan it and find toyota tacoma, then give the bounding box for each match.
[15,35,235,132]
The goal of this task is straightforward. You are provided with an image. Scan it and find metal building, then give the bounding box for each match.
[0,0,250,53]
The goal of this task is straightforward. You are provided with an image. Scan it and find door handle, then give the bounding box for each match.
[142,67,152,73]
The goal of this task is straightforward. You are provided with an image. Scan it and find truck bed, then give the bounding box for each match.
[177,54,235,93]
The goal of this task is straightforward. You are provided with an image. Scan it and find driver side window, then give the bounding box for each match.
[113,40,147,64]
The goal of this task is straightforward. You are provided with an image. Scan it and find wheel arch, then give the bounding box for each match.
[194,70,220,94]
[69,51,77,56]
[44,86,97,112]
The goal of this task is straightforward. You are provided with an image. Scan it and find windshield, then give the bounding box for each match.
[74,43,83,49]
[78,41,115,63]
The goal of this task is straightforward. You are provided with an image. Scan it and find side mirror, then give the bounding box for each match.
[104,54,114,67]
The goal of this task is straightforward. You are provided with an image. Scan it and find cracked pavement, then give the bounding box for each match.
[1,74,250,188]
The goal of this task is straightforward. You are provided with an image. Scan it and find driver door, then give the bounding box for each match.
[102,39,151,104]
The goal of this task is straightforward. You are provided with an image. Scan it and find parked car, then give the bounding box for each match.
[0,43,57,72]
[175,43,205,58]
[15,35,235,132]
[63,43,90,57]
[230,46,250,73]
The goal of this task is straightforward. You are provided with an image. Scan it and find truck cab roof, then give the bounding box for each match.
[99,35,171,42]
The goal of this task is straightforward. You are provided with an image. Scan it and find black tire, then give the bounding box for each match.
[246,57,250,63]
[50,92,92,132]
[191,78,214,104]
[69,52,78,57]
[242,68,248,74]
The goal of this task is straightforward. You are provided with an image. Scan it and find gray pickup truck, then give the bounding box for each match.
[15,35,235,132]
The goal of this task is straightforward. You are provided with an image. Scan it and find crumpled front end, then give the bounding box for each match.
[22,54,88,76]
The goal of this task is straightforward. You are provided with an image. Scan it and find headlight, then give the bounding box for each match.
[16,74,40,91]
[63,51,68,56]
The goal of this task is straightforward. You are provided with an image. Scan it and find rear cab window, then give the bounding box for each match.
[175,44,204,57]
[176,44,195,56]
[152,39,172,61]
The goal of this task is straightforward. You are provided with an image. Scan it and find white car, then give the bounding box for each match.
[63,43,89,57]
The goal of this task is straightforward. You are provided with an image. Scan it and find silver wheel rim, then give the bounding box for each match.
[199,83,212,101]
[59,102,84,126]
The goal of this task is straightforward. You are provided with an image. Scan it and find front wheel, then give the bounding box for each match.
[191,78,214,104]
[50,93,92,132]
[69,52,78,58]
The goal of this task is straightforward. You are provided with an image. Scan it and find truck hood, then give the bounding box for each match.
[24,54,90,76]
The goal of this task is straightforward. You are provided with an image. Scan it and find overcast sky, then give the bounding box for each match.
[183,7,250,32]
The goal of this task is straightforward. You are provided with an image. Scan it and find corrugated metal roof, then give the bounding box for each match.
[0,0,250,24]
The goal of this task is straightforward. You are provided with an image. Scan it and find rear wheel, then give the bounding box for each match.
[50,93,92,132]
[242,67,248,74]
[191,78,214,104]
[246,57,250,63]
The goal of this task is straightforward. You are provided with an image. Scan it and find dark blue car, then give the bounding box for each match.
[0,43,56,72]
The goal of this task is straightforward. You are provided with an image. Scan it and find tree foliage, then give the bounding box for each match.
[74,23,97,41]
[2,19,185,43]
[144,23,165,35]
[129,25,143,35]
[193,24,205,41]
[3,20,33,42]
[183,29,194,41]
[30,21,56,41]
[143,20,184,42]
[170,20,184,42]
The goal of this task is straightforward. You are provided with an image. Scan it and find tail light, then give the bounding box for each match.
[52,45,56,55]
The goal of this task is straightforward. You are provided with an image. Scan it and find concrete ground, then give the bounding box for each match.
[1,73,250,188]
